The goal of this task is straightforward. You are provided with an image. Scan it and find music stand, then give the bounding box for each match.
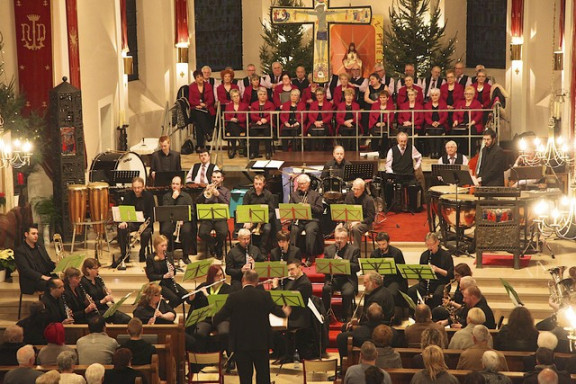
[154,205,192,262]
[182,258,215,282]
[110,170,140,186]
[330,204,363,223]
[431,164,461,180]
[269,290,305,307]
[278,203,312,221]
[359,258,396,275]
[154,171,186,187]
[509,166,545,189]
[397,264,436,301]
[344,162,375,182]
[185,305,214,327]
[254,261,287,280]
[196,204,230,221]
[112,206,146,269]
[207,294,229,313]
[103,292,133,319]
[315,258,351,276]
[399,291,417,311]
[54,254,86,274]
[236,205,269,243]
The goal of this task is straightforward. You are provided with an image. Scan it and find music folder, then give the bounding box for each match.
[112,206,144,222]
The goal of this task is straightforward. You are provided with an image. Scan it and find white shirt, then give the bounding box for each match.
[437,154,469,165]
[185,162,220,184]
[385,144,422,173]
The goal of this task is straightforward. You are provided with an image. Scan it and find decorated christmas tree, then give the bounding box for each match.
[259,0,314,76]
[384,0,456,78]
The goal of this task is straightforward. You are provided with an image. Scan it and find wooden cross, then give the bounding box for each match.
[271,0,372,83]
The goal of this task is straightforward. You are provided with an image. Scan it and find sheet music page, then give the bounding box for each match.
[253,160,269,168]
[266,160,285,168]
[269,313,286,328]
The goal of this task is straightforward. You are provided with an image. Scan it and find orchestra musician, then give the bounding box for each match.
[321,145,351,179]
[385,131,422,211]
[437,140,469,165]
[185,149,219,187]
[14,224,57,294]
[322,227,360,322]
[289,174,324,265]
[339,178,375,247]
[225,228,264,291]
[197,170,231,260]
[116,176,155,264]
[80,258,131,324]
[407,232,454,308]
[41,278,74,324]
[150,135,182,181]
[160,175,195,263]
[145,235,190,309]
[476,128,506,186]
[271,260,313,365]
[62,267,98,324]
[269,230,302,263]
[133,282,176,325]
[242,175,277,257]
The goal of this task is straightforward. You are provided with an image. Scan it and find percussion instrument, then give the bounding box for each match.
[322,176,344,200]
[439,193,477,228]
[89,151,147,188]
[88,182,109,235]
[68,184,88,235]
[428,185,469,232]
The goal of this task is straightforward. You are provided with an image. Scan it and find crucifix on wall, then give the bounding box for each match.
[271,0,372,83]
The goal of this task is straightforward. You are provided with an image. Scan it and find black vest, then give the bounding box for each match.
[424,76,444,96]
[392,145,414,175]
[441,153,464,165]
[457,75,469,87]
[191,163,216,182]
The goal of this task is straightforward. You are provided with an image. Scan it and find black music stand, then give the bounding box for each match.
[431,164,461,185]
[509,166,545,189]
[154,205,192,261]
[344,162,375,182]
[111,171,140,186]
[382,173,415,214]
[154,171,186,187]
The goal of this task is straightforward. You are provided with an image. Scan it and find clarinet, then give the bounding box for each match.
[426,250,433,300]
[166,255,179,293]
[79,283,100,315]
[96,275,114,305]
[246,247,253,270]
[61,293,74,321]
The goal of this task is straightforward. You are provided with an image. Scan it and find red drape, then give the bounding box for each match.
[120,0,128,52]
[175,0,189,45]
[13,0,53,112]
[510,0,524,38]
[559,0,566,49]
[570,1,576,137]
[66,0,81,88]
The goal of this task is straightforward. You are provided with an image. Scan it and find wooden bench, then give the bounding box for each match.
[384,369,576,384]
[64,317,184,383]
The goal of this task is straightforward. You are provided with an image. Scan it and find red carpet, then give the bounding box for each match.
[372,208,430,242]
[476,253,531,268]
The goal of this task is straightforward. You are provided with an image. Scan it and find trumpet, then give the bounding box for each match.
[130,218,151,248]
[203,181,219,199]
[53,233,66,261]
[252,223,262,235]
[173,221,182,243]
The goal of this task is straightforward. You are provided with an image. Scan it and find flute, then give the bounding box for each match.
[151,297,163,324]
[182,278,227,299]
[257,276,292,286]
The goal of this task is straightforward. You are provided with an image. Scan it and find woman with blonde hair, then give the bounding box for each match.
[133,282,176,325]
[411,345,459,384]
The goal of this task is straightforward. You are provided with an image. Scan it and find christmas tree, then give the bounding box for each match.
[259,0,314,76]
[384,0,456,78]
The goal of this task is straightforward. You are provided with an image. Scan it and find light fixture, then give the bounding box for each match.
[510,43,522,61]
[123,56,133,75]
[0,135,33,169]
[177,47,189,64]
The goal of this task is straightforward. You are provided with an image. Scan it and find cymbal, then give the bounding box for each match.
[290,165,320,172]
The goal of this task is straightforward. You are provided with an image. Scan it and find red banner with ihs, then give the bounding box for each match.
[14,0,53,112]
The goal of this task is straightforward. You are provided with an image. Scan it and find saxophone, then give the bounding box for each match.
[443,279,458,324]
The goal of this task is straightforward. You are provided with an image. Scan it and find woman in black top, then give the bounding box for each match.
[81,258,130,324]
[133,283,176,325]
[63,267,98,324]
[145,235,189,309]
[494,306,539,351]
[104,348,147,384]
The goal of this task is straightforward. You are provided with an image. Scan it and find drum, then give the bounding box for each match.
[88,182,109,235]
[439,193,477,228]
[89,151,147,187]
[322,176,344,200]
[67,184,88,235]
[429,186,469,217]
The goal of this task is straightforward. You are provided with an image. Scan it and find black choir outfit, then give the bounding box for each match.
[41,292,68,323]
[458,295,497,329]
[80,276,131,323]
[160,189,196,257]
[117,189,155,262]
[225,243,264,291]
[150,149,181,176]
[196,185,231,259]
[321,242,360,319]
[14,241,56,294]
[289,188,324,258]
[145,253,189,308]
[242,187,278,256]
[407,247,454,308]
[370,245,408,306]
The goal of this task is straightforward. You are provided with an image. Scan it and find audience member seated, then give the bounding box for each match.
[338,303,388,360]
[343,341,391,384]
[457,285,496,329]
[480,350,512,384]
[447,307,489,350]
[103,348,147,384]
[456,325,508,371]
[412,328,447,369]
[16,301,48,345]
[85,363,106,384]
[36,370,61,384]
[77,316,119,365]
[372,324,402,369]
[57,350,85,384]
[405,304,448,348]
[462,371,487,384]
[410,345,459,384]
[364,365,386,384]
[133,283,176,325]
[523,331,564,373]
[37,322,75,366]
[120,318,156,366]
[3,344,42,384]
[523,347,571,384]
[336,88,361,151]
[494,306,539,352]
[0,324,25,365]
[537,368,560,384]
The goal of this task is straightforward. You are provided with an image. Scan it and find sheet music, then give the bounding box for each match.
[269,313,287,328]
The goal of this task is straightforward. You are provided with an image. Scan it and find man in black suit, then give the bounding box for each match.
[213,270,291,384]
[370,232,407,313]
[150,135,182,181]
[322,227,360,321]
[41,278,74,324]
[269,230,302,263]
[225,228,264,291]
[242,175,277,257]
[477,128,506,186]
[341,178,375,247]
[160,175,195,262]
[14,224,56,294]
[197,170,231,259]
[117,176,155,263]
[321,145,351,179]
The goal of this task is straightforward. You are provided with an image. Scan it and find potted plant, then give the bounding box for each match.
[32,197,58,244]
[0,249,16,282]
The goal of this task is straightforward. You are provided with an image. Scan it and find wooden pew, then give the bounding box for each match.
[384,369,576,384]
[64,317,184,383]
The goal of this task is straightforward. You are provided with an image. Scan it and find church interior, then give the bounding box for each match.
[1,0,576,383]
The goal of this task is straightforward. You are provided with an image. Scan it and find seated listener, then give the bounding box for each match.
[103,348,147,384]
[14,224,56,294]
[116,176,155,263]
[242,174,277,256]
[0,325,25,365]
[404,304,448,348]
[480,350,513,384]
[160,175,195,262]
[3,344,42,384]
[76,315,120,365]
[16,301,48,345]
[225,228,264,291]
[336,88,361,151]
[120,318,156,365]
[196,170,231,260]
[145,234,189,309]
[340,178,375,248]
[56,350,85,384]
[412,328,447,369]
[279,88,306,152]
[249,87,275,159]
[411,345,459,384]
[369,90,395,157]
[370,232,407,311]
[270,230,302,263]
[37,322,75,366]
[343,341,392,384]
[494,306,539,351]
[85,363,106,384]
[457,325,508,372]
[447,307,488,350]
[322,227,360,322]
[372,324,402,369]
[457,285,496,329]
[523,347,572,384]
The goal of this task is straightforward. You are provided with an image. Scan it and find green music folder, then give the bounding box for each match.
[254,261,287,279]
[185,305,214,327]
[397,264,436,280]
[359,258,396,275]
[183,258,215,282]
[53,254,86,274]
[132,281,160,305]
[103,292,133,319]
[269,290,305,307]
[315,258,351,275]
[330,204,363,222]
[236,204,269,224]
[207,294,229,313]
[278,203,312,221]
[197,204,230,220]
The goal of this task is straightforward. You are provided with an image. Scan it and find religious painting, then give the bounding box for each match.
[330,15,384,78]
[60,127,76,155]
[271,0,372,83]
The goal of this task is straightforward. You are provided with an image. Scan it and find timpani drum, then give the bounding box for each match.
[88,182,109,235]
[439,193,478,228]
[428,185,468,232]
[322,176,344,200]
[67,184,88,235]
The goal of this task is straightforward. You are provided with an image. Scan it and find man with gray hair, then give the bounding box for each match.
[523,347,571,384]
[3,344,42,384]
[341,178,375,247]
[0,324,25,365]
[437,140,469,165]
[448,307,487,349]
[343,341,392,384]
[480,350,512,384]
[457,325,508,371]
[57,350,85,384]
[225,228,264,291]
[84,363,105,384]
[538,368,559,384]
[523,332,563,372]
